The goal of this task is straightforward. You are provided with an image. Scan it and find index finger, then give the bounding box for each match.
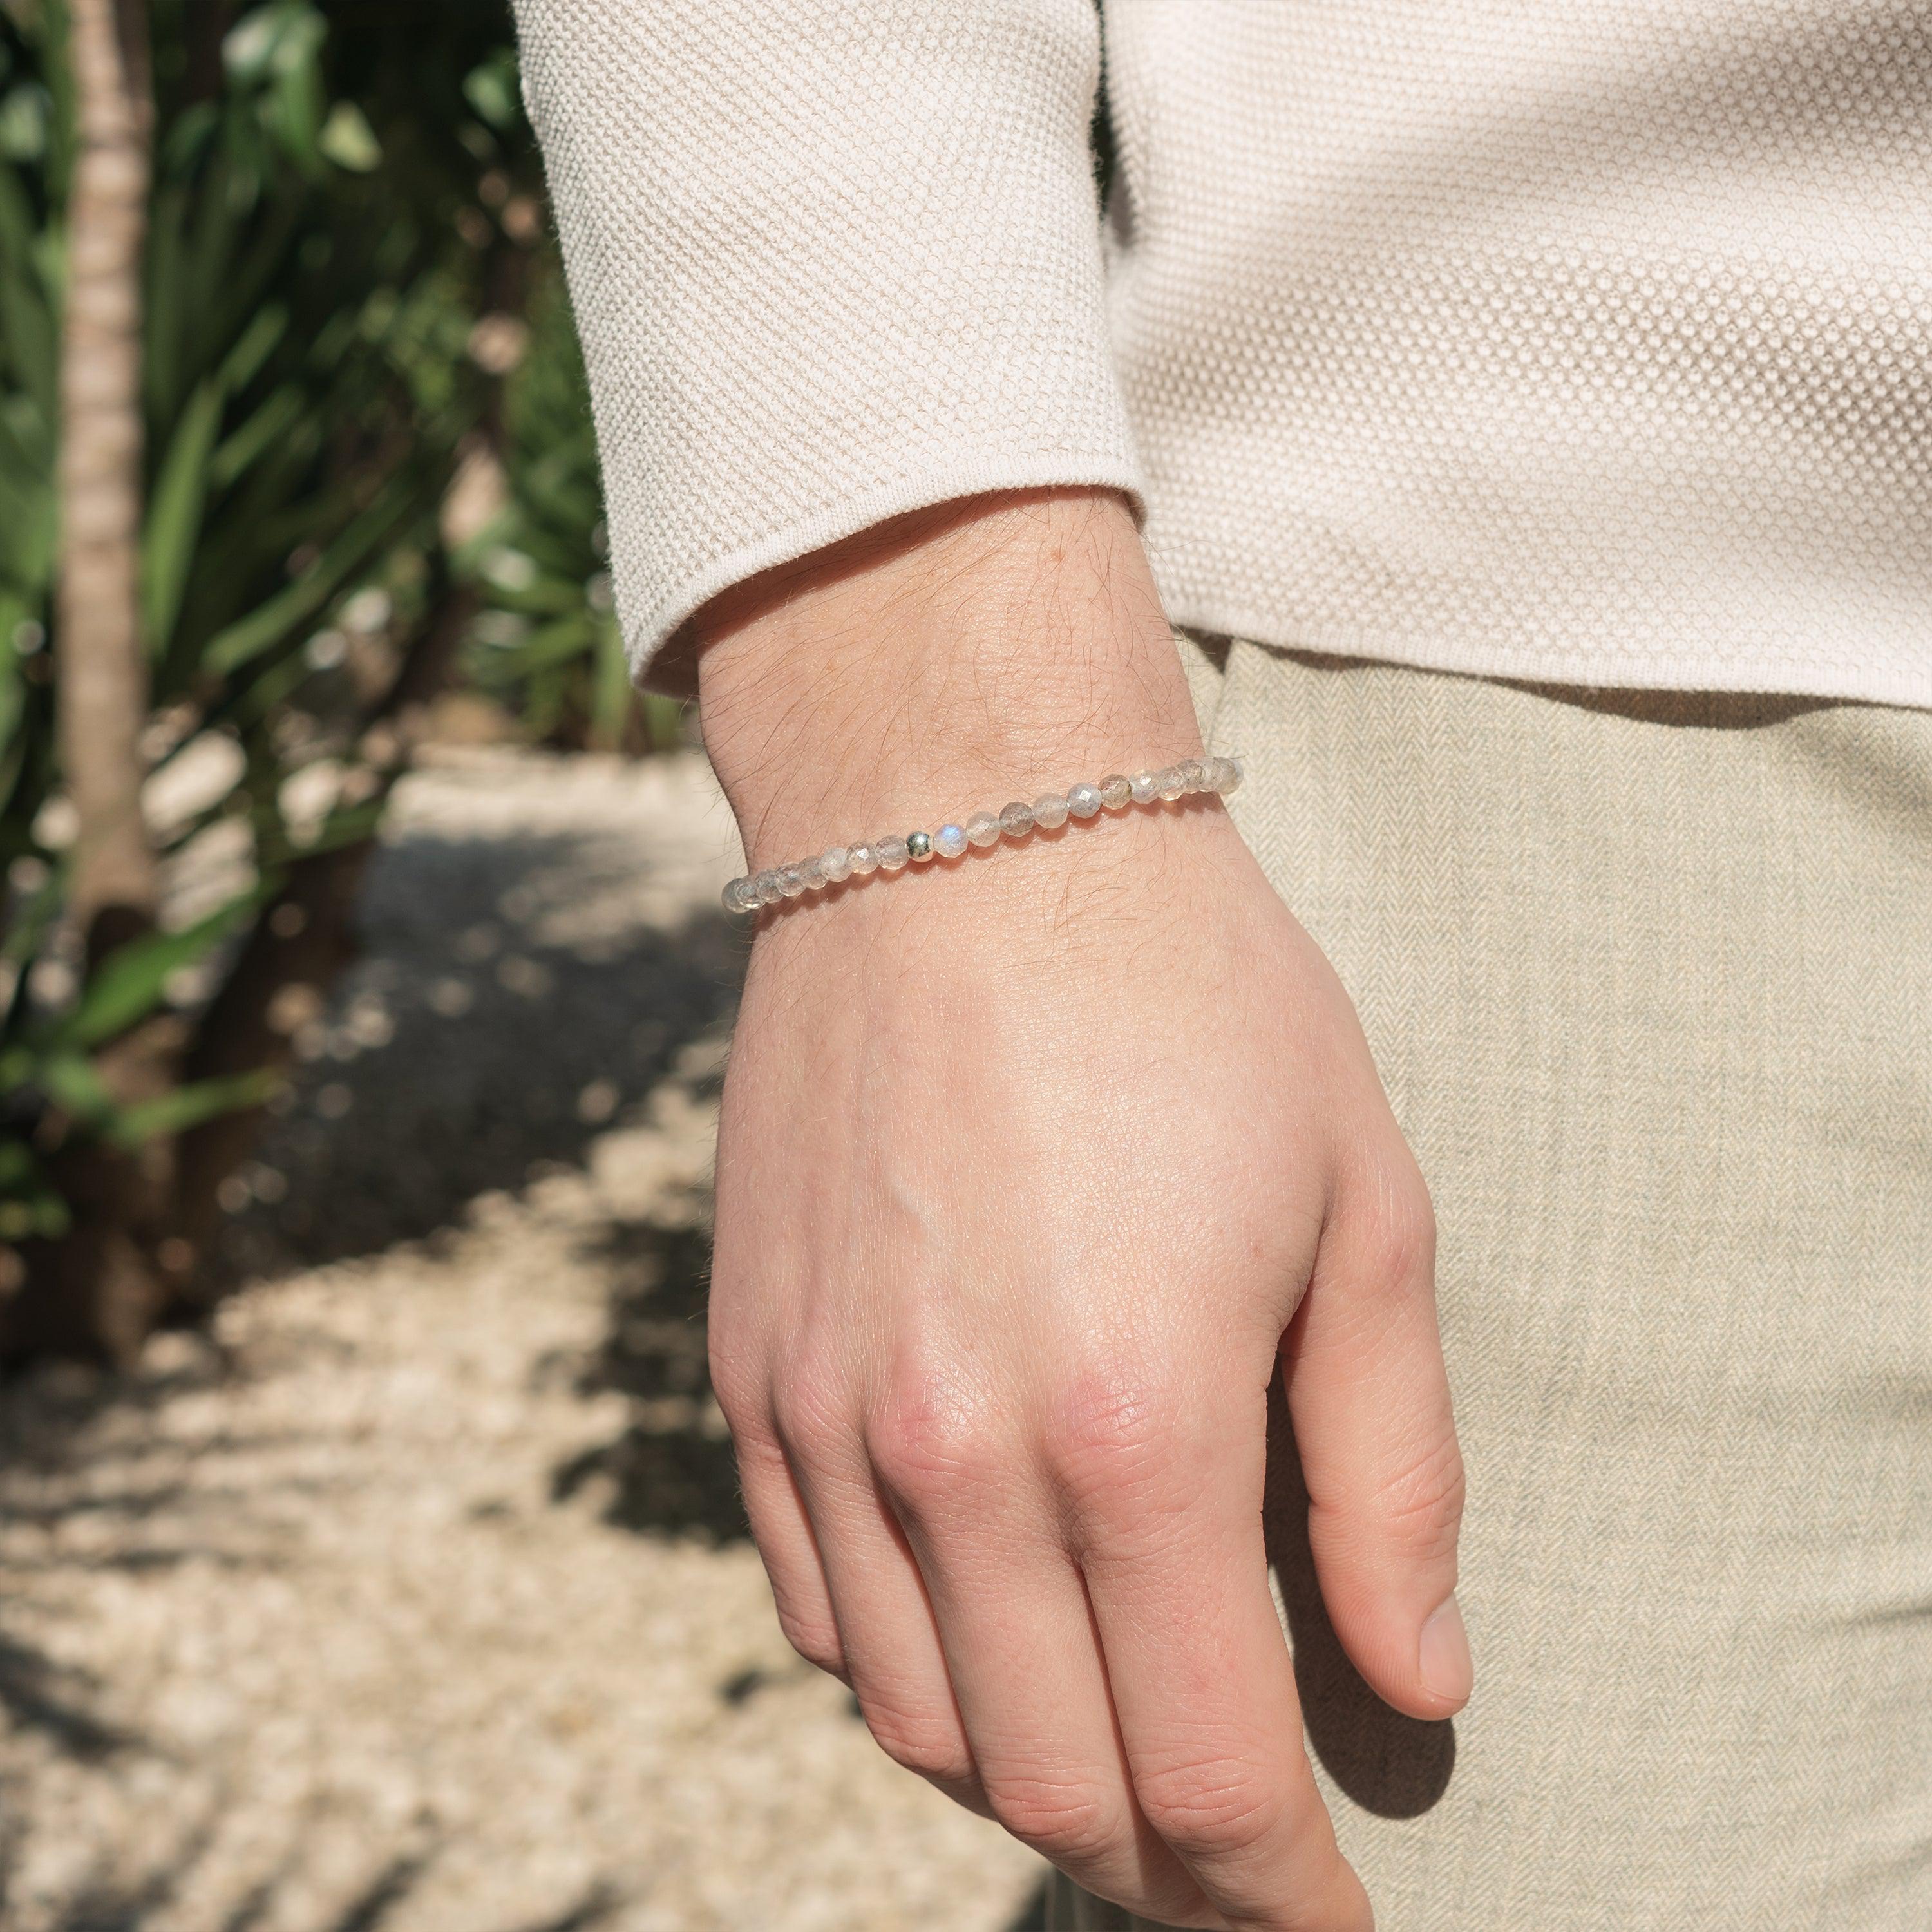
[1059,1386,1372,1932]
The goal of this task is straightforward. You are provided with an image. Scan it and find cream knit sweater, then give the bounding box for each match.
[513,1,1932,708]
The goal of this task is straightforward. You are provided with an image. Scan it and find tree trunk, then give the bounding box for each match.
[50,0,170,1361]
[57,0,155,964]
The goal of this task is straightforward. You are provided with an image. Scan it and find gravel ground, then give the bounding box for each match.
[0,750,1045,1932]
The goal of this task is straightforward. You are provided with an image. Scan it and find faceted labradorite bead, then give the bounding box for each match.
[876,835,910,871]
[1178,759,1207,793]
[1222,755,1245,793]
[1157,766,1187,800]
[999,801,1035,838]
[848,842,879,875]
[722,880,746,913]
[755,870,784,905]
[1099,773,1132,810]
[965,811,1002,848]
[1032,792,1070,829]
[800,857,827,891]
[1128,770,1160,804]
[1208,755,1244,794]
[821,845,853,882]
[934,823,969,859]
[779,864,808,898]
[1066,782,1103,819]
[905,829,934,862]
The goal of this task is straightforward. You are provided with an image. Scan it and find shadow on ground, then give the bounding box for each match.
[21,1843,625,1932]
[220,828,744,1279]
[551,1215,748,1546]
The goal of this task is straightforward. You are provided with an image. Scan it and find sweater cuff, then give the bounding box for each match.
[514,0,1142,682]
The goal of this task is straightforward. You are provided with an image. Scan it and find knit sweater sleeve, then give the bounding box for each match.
[511,0,1144,685]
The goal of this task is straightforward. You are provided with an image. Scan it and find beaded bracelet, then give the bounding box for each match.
[722,754,1243,914]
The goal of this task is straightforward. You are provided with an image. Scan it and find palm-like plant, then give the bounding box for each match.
[0,0,549,1357]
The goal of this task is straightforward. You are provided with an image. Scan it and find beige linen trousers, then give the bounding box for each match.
[1051,640,1932,1931]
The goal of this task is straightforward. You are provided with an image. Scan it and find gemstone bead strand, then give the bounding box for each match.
[722,755,1243,915]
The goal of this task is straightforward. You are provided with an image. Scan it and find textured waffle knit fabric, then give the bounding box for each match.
[512,0,1932,706]
[1044,640,1932,1929]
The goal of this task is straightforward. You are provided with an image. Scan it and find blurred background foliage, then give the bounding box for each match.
[0,0,671,1363]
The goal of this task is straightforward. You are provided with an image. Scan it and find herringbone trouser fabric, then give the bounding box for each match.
[1052,641,1932,1931]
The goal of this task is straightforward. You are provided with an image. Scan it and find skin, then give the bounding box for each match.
[695,488,1470,1931]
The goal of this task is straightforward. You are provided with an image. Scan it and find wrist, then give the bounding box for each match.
[692,490,1204,871]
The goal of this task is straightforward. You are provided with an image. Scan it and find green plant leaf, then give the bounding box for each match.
[60,885,272,1050]
[109,1067,281,1148]
[223,0,325,86]
[201,465,431,675]
[462,53,520,130]
[0,428,55,596]
[0,166,56,413]
[218,301,289,395]
[317,101,379,172]
[142,379,225,653]
[0,84,48,164]
[35,1048,115,1125]
[206,381,303,492]
[588,613,630,752]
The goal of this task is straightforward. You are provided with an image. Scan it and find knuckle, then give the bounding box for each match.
[772,1602,844,1679]
[1041,1360,1192,1504]
[769,1378,856,1475]
[1345,1159,1437,1314]
[1361,1170,1437,1294]
[1133,1758,1285,1860]
[713,1386,756,1444]
[861,1699,975,1788]
[982,1772,1119,1863]
[715,1376,773,1461]
[864,1372,1006,1510]
[706,1320,758,1397]
[730,1421,790,1495]
[1370,1430,1467,1554]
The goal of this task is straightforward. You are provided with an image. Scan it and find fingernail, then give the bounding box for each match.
[1418,1593,1473,1706]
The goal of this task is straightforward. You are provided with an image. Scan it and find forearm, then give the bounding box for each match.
[694,489,1204,869]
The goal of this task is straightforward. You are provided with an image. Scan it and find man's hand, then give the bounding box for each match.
[697,491,1470,1931]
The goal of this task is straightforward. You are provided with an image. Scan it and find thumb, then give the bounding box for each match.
[1283,1150,1472,1719]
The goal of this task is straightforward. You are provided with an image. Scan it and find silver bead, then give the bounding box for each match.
[1066,782,1103,819]
[876,835,909,871]
[965,811,1001,848]
[821,845,853,882]
[999,802,1034,838]
[905,829,934,862]
[1032,793,1070,829]
[1128,770,1160,804]
[1099,773,1132,809]
[934,823,968,859]
[755,870,784,905]
[848,842,879,875]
